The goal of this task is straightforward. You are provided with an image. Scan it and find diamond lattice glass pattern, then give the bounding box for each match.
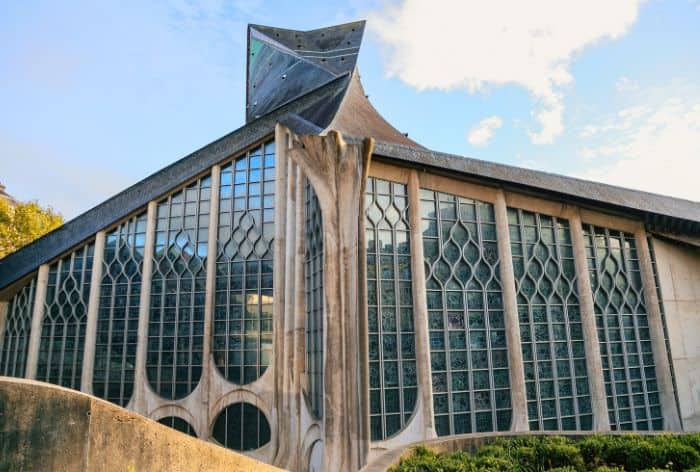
[1,278,36,377]
[584,225,662,431]
[366,177,417,441]
[212,402,271,451]
[38,243,94,389]
[93,212,147,406]
[213,141,274,385]
[509,208,592,431]
[421,189,512,436]
[148,176,211,399]
[305,180,324,420]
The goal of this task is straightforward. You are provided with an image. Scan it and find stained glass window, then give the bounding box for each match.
[305,180,324,420]
[157,416,197,437]
[93,212,147,406]
[366,177,417,440]
[212,402,271,451]
[37,243,94,389]
[584,225,662,431]
[1,278,36,377]
[148,176,210,399]
[213,141,275,385]
[421,190,511,436]
[509,208,592,430]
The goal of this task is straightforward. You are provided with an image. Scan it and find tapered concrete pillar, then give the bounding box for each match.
[202,164,221,429]
[493,190,529,431]
[635,229,682,431]
[289,130,370,472]
[81,230,106,394]
[131,201,157,414]
[25,264,49,380]
[407,169,436,439]
[569,210,610,431]
[286,165,306,471]
[272,125,290,466]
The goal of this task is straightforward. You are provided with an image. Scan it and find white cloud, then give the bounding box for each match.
[616,76,639,93]
[577,91,700,201]
[467,115,503,146]
[368,0,643,144]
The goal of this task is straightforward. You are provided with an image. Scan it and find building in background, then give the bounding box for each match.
[1,21,699,472]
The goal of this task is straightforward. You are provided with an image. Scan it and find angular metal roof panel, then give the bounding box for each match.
[246,21,365,122]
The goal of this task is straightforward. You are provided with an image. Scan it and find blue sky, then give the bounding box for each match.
[1,0,699,220]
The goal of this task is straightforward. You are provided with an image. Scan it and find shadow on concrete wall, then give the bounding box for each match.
[0,377,284,471]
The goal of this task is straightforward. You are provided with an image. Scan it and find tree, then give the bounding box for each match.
[0,198,63,259]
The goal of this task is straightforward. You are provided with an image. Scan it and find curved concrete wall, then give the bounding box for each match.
[0,377,284,472]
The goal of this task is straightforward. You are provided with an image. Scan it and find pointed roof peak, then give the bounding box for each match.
[246,20,365,122]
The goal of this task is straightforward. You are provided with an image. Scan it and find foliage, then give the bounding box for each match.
[0,198,62,258]
[391,434,700,472]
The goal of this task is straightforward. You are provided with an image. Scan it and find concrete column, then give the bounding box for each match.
[81,230,106,394]
[357,144,372,463]
[25,264,49,379]
[131,201,157,414]
[493,190,529,431]
[203,164,221,429]
[287,165,306,471]
[289,131,367,472]
[272,125,289,466]
[569,210,610,431]
[0,301,8,358]
[635,228,682,431]
[407,170,436,439]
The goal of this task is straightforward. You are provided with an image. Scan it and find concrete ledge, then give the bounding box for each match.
[0,377,284,471]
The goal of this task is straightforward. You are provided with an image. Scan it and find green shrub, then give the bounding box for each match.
[390,434,700,472]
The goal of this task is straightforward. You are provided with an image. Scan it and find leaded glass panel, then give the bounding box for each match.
[584,225,662,430]
[305,180,324,420]
[148,176,210,399]
[509,208,592,430]
[157,416,197,437]
[212,402,271,451]
[421,189,511,436]
[1,278,36,377]
[213,141,274,385]
[37,243,94,389]
[366,177,417,441]
[93,212,146,406]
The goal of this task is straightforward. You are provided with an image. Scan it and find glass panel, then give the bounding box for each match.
[157,416,197,437]
[37,243,94,390]
[93,212,147,406]
[305,180,324,420]
[0,277,36,377]
[509,208,591,431]
[148,175,210,399]
[585,225,661,431]
[367,177,417,441]
[422,189,511,436]
[213,141,275,386]
[212,402,271,451]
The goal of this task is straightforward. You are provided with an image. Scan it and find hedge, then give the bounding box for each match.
[390,434,700,472]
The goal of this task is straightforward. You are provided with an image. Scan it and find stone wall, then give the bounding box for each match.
[653,237,700,430]
[0,377,284,472]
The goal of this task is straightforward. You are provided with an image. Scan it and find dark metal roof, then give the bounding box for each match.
[246,21,365,122]
[366,140,700,235]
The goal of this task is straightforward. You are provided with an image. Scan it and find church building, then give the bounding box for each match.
[1,21,699,472]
